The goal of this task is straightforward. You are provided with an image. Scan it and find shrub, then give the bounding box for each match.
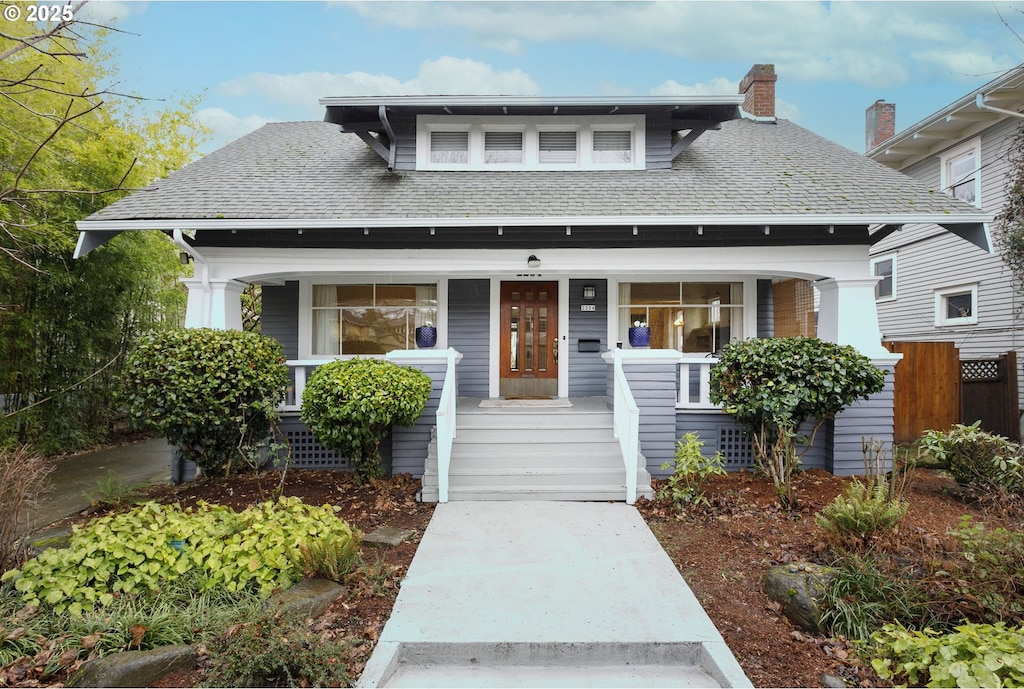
[1,498,361,615]
[301,358,432,484]
[919,422,1024,495]
[710,337,886,508]
[657,433,726,507]
[867,622,1024,688]
[124,328,289,477]
[292,534,361,582]
[950,518,1024,625]
[816,479,908,548]
[0,445,53,572]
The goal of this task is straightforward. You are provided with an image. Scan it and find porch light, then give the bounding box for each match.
[527,255,541,268]
[179,251,192,265]
[583,285,596,300]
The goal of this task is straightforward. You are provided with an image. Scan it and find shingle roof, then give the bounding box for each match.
[82,118,985,226]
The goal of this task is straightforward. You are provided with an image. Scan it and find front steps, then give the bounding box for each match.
[419,400,653,502]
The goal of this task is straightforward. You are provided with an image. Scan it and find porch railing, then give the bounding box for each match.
[282,359,322,411]
[611,349,640,505]
[677,356,721,410]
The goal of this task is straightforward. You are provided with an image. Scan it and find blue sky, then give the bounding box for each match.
[78,0,1024,155]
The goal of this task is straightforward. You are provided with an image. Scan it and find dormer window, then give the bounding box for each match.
[417,115,645,170]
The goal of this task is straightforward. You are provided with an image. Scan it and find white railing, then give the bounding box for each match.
[677,356,721,410]
[611,350,640,505]
[434,348,459,503]
[282,359,324,411]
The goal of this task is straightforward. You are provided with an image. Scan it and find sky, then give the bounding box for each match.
[70,0,1024,156]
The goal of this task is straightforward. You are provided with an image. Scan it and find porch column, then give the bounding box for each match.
[181,278,246,330]
[815,278,889,358]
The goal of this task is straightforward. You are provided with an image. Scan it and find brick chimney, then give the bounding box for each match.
[739,64,776,119]
[865,100,895,151]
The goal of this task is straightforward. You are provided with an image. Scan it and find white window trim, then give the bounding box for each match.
[934,283,978,326]
[416,114,645,171]
[940,137,982,209]
[870,252,897,302]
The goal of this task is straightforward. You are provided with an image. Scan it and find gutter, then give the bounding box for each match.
[976,93,1024,120]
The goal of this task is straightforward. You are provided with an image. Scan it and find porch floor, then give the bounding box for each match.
[455,396,612,413]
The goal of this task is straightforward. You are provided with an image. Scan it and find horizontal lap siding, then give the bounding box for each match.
[261,282,299,359]
[569,279,608,397]
[757,279,774,338]
[622,363,678,473]
[826,365,895,475]
[448,279,490,397]
[390,113,417,171]
[390,363,446,477]
[645,115,674,170]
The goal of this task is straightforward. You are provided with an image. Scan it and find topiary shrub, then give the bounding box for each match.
[709,336,886,508]
[124,328,288,477]
[300,358,432,484]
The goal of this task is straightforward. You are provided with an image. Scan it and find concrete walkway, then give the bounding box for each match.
[358,501,752,688]
[25,438,172,535]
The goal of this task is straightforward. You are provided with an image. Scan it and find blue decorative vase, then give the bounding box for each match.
[628,326,650,348]
[415,326,437,348]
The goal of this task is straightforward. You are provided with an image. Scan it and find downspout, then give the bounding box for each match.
[976,93,1024,120]
[171,228,210,324]
[378,105,397,171]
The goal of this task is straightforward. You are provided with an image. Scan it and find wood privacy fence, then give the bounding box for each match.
[884,341,1020,443]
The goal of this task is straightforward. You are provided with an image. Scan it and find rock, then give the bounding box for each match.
[363,526,414,547]
[264,576,345,619]
[67,644,196,688]
[821,673,848,688]
[764,562,837,633]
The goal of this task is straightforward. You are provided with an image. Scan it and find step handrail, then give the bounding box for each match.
[435,348,460,503]
[611,350,640,505]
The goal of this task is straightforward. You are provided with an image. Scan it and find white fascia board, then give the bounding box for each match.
[76,212,992,233]
[320,94,745,108]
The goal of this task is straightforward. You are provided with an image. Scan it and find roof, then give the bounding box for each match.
[79,119,986,234]
[867,64,1024,170]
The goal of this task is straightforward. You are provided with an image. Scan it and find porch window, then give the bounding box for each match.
[311,284,437,355]
[618,282,743,352]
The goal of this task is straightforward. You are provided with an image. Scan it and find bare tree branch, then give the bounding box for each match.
[0,2,89,62]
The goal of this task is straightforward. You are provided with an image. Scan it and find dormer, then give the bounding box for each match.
[320,94,743,172]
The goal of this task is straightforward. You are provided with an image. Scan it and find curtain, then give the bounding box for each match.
[312,285,339,355]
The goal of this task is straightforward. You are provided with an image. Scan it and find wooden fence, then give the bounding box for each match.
[961,351,1020,442]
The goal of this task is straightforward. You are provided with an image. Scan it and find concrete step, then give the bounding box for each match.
[456,411,613,430]
[451,426,618,444]
[422,465,627,487]
[421,484,638,502]
[446,440,626,457]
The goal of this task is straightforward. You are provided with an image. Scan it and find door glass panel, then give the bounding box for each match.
[526,291,535,302]
[510,306,519,371]
[538,306,548,372]
[539,291,548,301]
[524,307,534,371]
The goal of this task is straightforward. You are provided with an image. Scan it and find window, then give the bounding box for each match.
[311,284,437,355]
[618,282,744,352]
[935,284,978,326]
[870,253,896,301]
[941,138,981,207]
[417,115,645,170]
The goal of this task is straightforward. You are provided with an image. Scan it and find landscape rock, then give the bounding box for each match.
[821,673,848,688]
[364,526,414,547]
[67,644,196,687]
[264,576,345,619]
[764,562,837,633]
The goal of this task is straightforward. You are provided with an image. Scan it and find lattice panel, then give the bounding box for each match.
[284,427,349,469]
[718,427,755,470]
[961,360,1000,382]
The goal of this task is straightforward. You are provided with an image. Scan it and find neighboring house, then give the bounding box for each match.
[866,66,1024,438]
[76,64,987,502]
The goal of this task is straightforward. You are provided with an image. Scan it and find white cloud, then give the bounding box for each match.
[197,108,272,148]
[218,57,540,116]
[650,77,738,97]
[76,0,148,24]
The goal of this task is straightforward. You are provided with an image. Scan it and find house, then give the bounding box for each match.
[866,65,1024,440]
[76,64,988,502]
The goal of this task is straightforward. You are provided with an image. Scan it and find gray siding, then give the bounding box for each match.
[569,279,608,397]
[757,279,774,338]
[872,116,1024,408]
[675,413,827,475]
[448,279,490,397]
[391,362,445,477]
[261,281,299,359]
[825,365,896,475]
[390,112,417,171]
[621,362,678,473]
[645,114,675,170]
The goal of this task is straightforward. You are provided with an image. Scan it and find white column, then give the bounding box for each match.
[182,278,208,328]
[180,278,246,330]
[816,278,891,359]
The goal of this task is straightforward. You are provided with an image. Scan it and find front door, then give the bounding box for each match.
[499,281,558,397]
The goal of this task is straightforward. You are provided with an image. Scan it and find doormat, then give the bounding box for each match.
[479,398,574,408]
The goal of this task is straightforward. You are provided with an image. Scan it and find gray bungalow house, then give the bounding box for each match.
[77,65,988,502]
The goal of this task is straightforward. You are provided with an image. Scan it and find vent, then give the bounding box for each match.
[283,427,349,469]
[718,426,755,470]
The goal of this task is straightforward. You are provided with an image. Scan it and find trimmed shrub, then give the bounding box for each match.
[919,422,1024,494]
[301,358,431,484]
[124,328,288,477]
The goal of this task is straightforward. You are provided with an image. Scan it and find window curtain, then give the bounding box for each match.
[312,286,339,355]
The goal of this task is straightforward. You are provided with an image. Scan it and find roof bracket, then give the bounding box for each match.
[670,122,721,159]
[353,130,390,163]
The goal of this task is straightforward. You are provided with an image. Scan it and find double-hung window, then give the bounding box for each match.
[870,253,896,301]
[941,138,981,207]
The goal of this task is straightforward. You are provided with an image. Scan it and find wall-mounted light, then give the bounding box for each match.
[179,251,192,265]
[583,285,596,300]
[527,254,541,268]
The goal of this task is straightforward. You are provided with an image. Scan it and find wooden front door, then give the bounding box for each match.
[499,281,558,397]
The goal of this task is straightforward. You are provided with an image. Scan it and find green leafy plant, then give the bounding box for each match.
[301,358,431,484]
[867,622,1024,688]
[816,479,908,547]
[123,328,289,477]
[658,432,726,507]
[950,518,1024,625]
[919,423,1024,495]
[292,533,361,582]
[85,469,146,509]
[710,337,886,508]
[1,498,361,615]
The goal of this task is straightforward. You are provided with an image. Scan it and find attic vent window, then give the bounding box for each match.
[485,131,523,164]
[430,131,469,164]
[539,130,577,164]
[593,130,632,164]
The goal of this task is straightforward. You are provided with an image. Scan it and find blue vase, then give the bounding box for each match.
[628,326,650,348]
[415,326,437,348]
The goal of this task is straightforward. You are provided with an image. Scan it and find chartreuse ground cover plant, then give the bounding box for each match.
[124,328,289,477]
[709,336,886,508]
[301,358,432,484]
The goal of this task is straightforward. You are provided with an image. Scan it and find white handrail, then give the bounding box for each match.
[435,347,459,503]
[611,350,640,505]
[677,356,721,410]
